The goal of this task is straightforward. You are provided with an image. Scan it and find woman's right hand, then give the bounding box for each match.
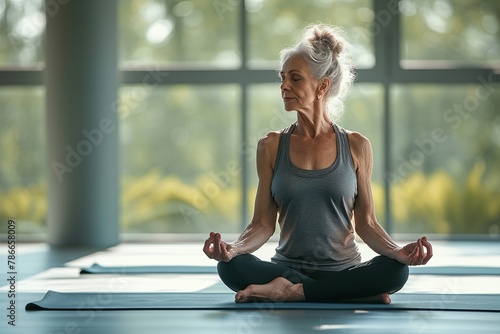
[203,232,237,262]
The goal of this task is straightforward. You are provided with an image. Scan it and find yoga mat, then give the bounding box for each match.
[26,291,500,312]
[409,266,500,276]
[80,263,217,274]
[80,263,500,276]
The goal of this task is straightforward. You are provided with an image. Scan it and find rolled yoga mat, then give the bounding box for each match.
[26,291,500,312]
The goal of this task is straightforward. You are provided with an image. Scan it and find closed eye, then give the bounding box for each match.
[278,74,302,82]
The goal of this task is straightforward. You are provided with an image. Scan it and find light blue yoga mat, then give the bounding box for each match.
[26,290,500,312]
[80,263,217,274]
[80,263,500,276]
[409,266,500,276]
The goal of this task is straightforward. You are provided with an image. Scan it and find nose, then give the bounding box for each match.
[280,79,289,92]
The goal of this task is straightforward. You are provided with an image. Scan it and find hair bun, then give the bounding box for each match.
[309,26,344,57]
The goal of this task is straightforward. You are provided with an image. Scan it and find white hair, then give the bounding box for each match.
[279,24,356,120]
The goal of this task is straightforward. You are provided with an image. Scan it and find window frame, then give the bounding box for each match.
[1,0,499,237]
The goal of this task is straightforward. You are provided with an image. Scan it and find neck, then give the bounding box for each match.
[295,105,332,139]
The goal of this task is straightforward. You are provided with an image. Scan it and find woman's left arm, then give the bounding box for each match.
[348,132,433,266]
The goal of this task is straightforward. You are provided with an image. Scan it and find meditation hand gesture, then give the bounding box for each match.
[393,236,433,266]
[203,232,237,262]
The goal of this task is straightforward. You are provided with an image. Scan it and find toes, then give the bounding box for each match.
[235,290,248,303]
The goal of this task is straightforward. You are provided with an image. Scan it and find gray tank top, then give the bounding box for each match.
[271,122,361,272]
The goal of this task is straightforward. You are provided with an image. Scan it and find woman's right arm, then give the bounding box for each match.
[203,133,279,262]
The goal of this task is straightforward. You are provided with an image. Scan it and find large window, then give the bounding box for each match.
[0,87,46,234]
[390,84,500,235]
[400,0,500,68]
[1,0,499,238]
[0,0,45,67]
[118,0,240,68]
[246,0,374,68]
[119,85,241,233]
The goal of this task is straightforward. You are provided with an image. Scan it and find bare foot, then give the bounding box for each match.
[339,292,391,304]
[235,277,305,303]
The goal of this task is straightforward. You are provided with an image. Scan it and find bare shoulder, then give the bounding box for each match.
[258,130,281,147]
[346,130,371,152]
[257,130,281,156]
[345,130,373,170]
[257,130,282,171]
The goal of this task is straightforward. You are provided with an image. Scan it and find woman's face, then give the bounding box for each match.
[279,54,320,112]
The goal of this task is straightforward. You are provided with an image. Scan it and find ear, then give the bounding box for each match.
[318,77,330,95]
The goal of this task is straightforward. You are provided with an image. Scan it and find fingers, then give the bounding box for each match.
[213,233,221,260]
[417,238,424,264]
[421,236,433,264]
[207,232,231,262]
[214,233,231,262]
[408,237,433,266]
[409,242,420,265]
[202,232,216,259]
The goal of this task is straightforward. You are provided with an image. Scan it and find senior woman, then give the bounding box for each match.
[203,24,432,304]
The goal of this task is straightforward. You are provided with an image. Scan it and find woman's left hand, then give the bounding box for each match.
[393,236,433,266]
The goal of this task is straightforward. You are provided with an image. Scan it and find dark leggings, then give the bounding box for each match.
[217,254,409,302]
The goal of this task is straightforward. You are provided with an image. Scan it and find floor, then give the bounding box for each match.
[1,240,500,333]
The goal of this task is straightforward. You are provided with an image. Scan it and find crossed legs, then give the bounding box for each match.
[217,254,409,303]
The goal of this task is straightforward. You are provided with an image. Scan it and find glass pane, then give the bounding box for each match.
[247,83,385,224]
[338,84,385,222]
[400,0,500,67]
[390,84,500,235]
[119,0,240,68]
[0,87,46,234]
[0,0,45,67]
[120,84,241,233]
[247,0,375,68]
